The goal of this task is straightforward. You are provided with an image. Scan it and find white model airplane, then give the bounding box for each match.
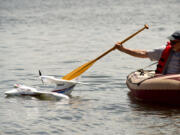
[5,71,86,100]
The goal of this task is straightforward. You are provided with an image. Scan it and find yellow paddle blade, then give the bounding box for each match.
[62,60,95,80]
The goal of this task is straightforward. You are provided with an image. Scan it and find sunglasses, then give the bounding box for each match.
[170,40,180,45]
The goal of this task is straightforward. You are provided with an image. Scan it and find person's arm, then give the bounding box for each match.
[115,43,149,58]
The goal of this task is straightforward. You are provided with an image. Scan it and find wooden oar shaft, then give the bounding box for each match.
[92,47,116,62]
[120,24,149,44]
[62,24,149,80]
[93,24,149,62]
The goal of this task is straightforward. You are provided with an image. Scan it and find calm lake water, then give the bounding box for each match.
[0,0,180,134]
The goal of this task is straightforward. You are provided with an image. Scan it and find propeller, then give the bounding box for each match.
[39,70,42,76]
[39,70,44,84]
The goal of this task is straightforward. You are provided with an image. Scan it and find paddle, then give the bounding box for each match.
[62,24,149,80]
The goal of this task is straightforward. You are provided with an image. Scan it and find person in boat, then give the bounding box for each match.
[115,31,180,74]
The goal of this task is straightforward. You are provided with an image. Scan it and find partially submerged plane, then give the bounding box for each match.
[5,71,85,100]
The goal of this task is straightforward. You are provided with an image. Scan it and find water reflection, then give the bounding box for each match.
[125,92,180,135]
[128,92,180,115]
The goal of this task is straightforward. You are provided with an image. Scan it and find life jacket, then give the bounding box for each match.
[155,42,172,74]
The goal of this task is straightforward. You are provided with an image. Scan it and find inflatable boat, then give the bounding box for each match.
[126,70,180,104]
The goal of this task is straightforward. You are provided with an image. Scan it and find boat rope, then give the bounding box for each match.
[138,62,158,71]
[132,62,158,85]
[137,62,158,75]
[137,75,155,86]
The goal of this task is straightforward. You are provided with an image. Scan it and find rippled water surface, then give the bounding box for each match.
[0,0,180,134]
